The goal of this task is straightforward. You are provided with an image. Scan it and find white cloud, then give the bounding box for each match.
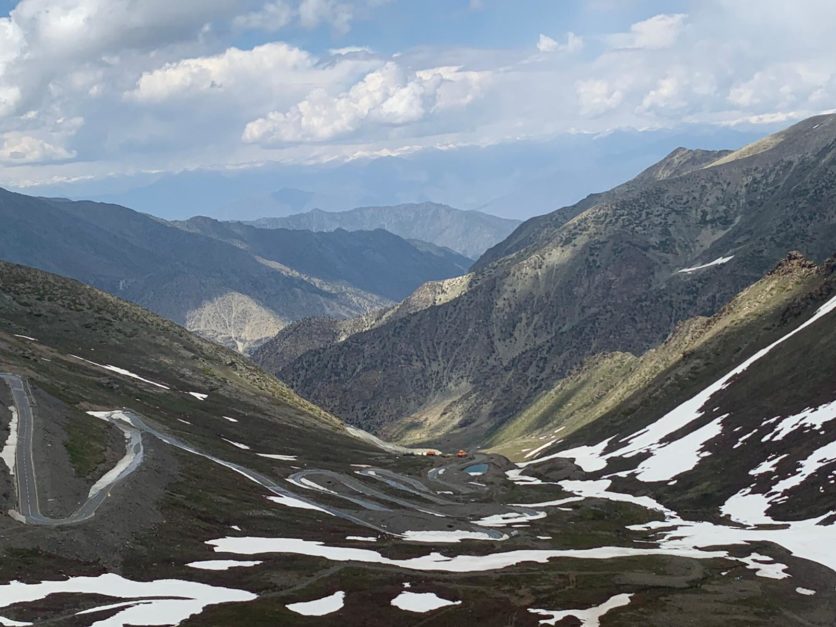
[537,34,558,53]
[127,43,314,103]
[640,74,687,112]
[1,0,836,189]
[537,32,583,54]
[576,79,623,116]
[0,132,75,163]
[243,62,488,144]
[608,13,686,50]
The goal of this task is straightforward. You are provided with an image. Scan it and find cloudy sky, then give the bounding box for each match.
[0,0,833,199]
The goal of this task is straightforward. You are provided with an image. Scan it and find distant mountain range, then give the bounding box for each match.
[0,192,470,352]
[262,113,836,446]
[249,202,520,260]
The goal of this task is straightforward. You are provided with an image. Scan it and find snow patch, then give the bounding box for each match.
[739,553,790,579]
[1,407,18,477]
[346,536,377,542]
[401,530,504,543]
[529,593,633,626]
[222,438,250,450]
[750,454,788,476]
[258,453,297,461]
[475,511,548,527]
[286,591,345,617]
[266,495,333,515]
[189,392,208,401]
[677,255,734,274]
[524,438,559,459]
[207,537,725,573]
[763,401,836,442]
[391,591,461,613]
[70,355,170,389]
[86,411,143,499]
[0,574,254,626]
[186,560,262,571]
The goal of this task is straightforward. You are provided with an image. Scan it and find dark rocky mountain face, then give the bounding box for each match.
[249,202,521,260]
[0,193,469,352]
[271,114,836,446]
[173,216,471,301]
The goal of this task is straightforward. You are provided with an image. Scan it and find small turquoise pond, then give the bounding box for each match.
[464,463,488,475]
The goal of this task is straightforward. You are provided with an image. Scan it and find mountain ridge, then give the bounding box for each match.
[0,191,470,352]
[269,113,836,446]
[249,202,520,259]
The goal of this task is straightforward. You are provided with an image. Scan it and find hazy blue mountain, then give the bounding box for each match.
[249,202,519,259]
[0,191,469,351]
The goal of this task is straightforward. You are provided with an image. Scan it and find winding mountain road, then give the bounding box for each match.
[1,373,143,526]
[1,373,526,539]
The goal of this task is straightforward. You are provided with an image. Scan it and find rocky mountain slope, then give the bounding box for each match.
[488,251,834,456]
[270,113,836,445]
[250,202,521,259]
[505,253,836,544]
[2,261,835,626]
[174,216,471,301]
[254,273,474,372]
[0,192,469,351]
[3,261,836,625]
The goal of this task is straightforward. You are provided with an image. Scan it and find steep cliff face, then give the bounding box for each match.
[274,114,836,445]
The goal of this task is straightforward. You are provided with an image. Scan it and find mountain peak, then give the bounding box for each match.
[767,250,818,277]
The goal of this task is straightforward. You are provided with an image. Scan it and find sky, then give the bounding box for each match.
[0,0,834,216]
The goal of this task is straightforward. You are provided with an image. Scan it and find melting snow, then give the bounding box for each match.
[391,591,461,613]
[522,439,612,472]
[258,454,297,461]
[186,560,262,571]
[529,593,632,626]
[286,591,345,617]
[207,536,725,573]
[677,255,734,274]
[738,553,789,579]
[267,495,334,515]
[475,511,547,527]
[524,438,559,459]
[70,355,170,389]
[632,415,726,482]
[0,574,254,626]
[86,411,143,499]
[346,536,377,542]
[1,407,19,476]
[762,401,836,442]
[537,294,836,483]
[401,530,504,543]
[750,454,788,476]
